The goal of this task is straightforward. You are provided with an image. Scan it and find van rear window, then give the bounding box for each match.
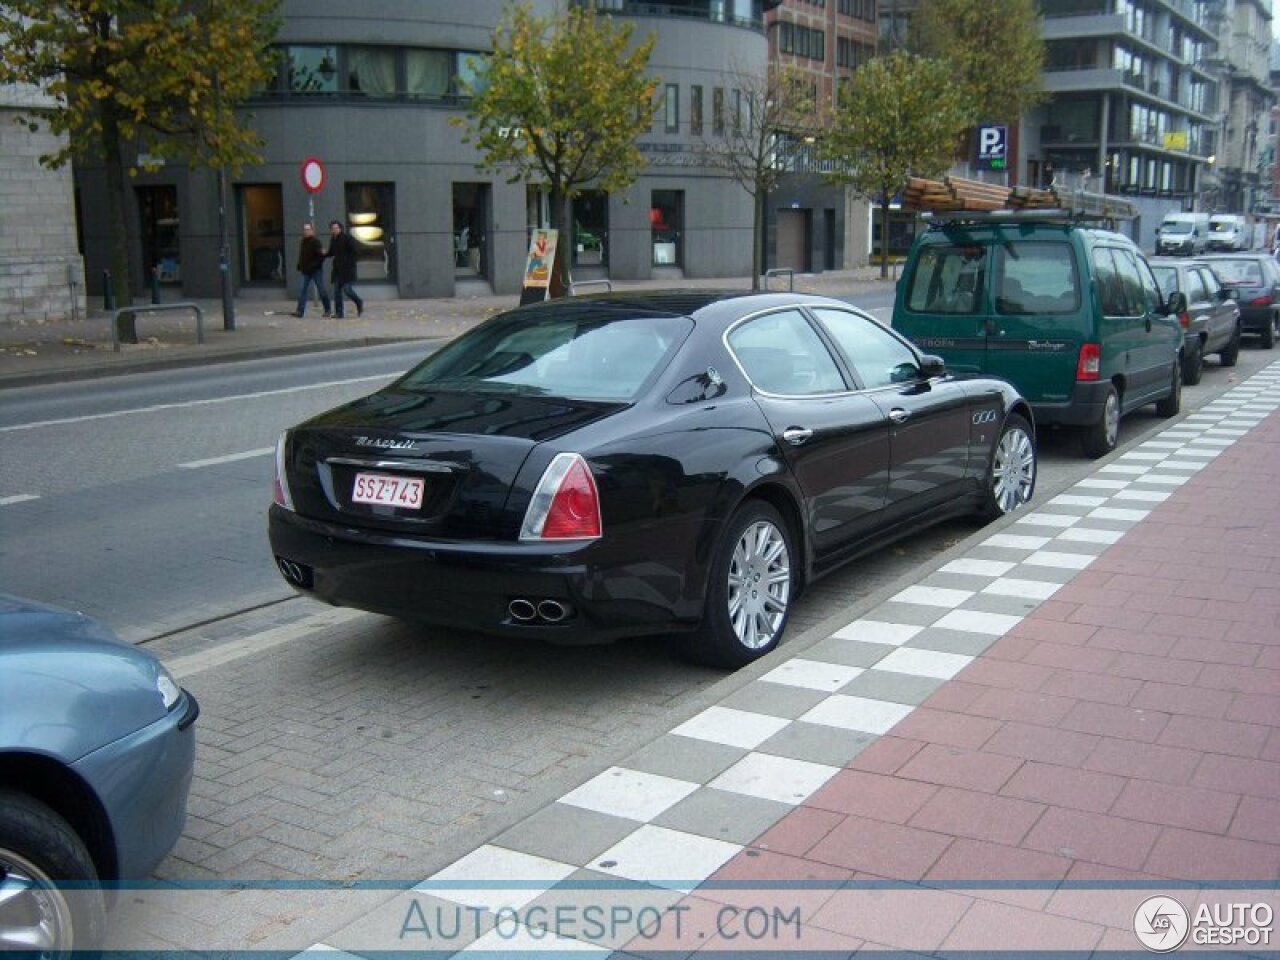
[994,241,1080,315]
[905,245,986,314]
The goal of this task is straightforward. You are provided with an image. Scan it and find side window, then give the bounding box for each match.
[1092,249,1127,317]
[1112,249,1148,316]
[1182,268,1206,304]
[811,308,921,389]
[1198,268,1221,300]
[904,244,987,315]
[994,240,1080,315]
[728,309,848,395]
[1134,256,1162,313]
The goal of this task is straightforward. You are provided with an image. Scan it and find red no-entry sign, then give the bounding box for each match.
[300,157,326,194]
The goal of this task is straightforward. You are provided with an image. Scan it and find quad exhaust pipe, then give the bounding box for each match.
[508,598,572,624]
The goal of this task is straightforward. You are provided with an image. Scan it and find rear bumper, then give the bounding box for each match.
[1235,305,1275,334]
[1028,380,1114,427]
[268,506,700,643]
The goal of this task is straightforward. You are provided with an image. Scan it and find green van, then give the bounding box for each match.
[892,216,1186,458]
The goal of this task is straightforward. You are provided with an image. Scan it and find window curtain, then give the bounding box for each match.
[406,50,451,98]
[349,47,396,96]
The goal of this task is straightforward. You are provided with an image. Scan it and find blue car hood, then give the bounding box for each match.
[0,594,172,763]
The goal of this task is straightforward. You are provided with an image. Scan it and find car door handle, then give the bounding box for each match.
[782,427,813,446]
[888,408,911,424]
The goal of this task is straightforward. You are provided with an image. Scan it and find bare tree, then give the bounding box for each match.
[697,64,818,289]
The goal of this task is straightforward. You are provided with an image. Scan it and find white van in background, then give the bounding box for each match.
[1208,214,1249,251]
[1156,211,1210,256]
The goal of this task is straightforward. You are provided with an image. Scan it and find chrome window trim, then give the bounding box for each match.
[326,457,458,474]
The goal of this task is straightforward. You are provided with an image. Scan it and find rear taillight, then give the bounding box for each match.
[272,433,295,511]
[1076,343,1101,381]
[1249,294,1273,307]
[520,453,602,541]
[1179,312,1191,329]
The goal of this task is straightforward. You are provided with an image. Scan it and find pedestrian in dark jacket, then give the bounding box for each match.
[293,222,331,318]
[326,220,364,318]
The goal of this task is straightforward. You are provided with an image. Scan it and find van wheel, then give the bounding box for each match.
[1220,324,1241,367]
[1156,358,1182,418]
[684,501,794,669]
[1182,342,1203,385]
[1081,385,1120,459]
[981,414,1036,519]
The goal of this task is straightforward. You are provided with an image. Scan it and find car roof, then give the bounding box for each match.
[496,290,854,322]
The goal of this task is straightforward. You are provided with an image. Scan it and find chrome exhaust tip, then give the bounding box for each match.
[508,599,537,622]
[537,600,568,623]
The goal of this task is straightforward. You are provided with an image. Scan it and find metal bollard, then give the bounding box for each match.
[103,269,114,311]
[151,266,161,304]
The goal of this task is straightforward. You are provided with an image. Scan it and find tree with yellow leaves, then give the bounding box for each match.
[822,52,968,279]
[1,0,278,310]
[456,3,657,293]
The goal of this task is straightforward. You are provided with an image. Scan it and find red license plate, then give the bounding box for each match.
[352,472,425,510]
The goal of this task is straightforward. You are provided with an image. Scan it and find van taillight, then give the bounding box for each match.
[1076,343,1101,381]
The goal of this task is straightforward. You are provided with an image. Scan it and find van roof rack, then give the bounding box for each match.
[904,176,1138,223]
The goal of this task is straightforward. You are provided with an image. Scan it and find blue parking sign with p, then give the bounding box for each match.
[977,124,1007,171]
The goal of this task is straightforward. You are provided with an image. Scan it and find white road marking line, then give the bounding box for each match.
[0,494,39,506]
[0,374,392,434]
[178,448,274,470]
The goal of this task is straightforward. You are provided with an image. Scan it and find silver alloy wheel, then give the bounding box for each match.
[1102,390,1120,448]
[0,847,73,956]
[991,425,1036,513]
[726,519,790,650]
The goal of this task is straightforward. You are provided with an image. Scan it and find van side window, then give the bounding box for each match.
[994,241,1079,315]
[1135,256,1163,313]
[1092,249,1128,317]
[905,244,986,315]
[1111,249,1147,316]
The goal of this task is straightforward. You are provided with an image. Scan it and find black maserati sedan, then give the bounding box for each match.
[269,291,1036,667]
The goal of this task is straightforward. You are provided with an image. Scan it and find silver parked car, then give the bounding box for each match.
[0,595,197,953]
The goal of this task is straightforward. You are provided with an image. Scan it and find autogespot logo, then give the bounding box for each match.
[1134,896,1191,952]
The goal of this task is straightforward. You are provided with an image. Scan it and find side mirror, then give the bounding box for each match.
[918,354,946,379]
[1165,290,1188,315]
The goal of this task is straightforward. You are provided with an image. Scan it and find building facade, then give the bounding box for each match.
[74,0,770,301]
[0,82,85,324]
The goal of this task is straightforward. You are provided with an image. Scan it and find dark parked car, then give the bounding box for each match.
[1203,253,1280,348]
[1149,257,1242,384]
[0,595,198,953]
[269,292,1037,667]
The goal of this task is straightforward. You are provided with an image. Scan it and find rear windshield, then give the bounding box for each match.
[994,240,1080,315]
[1209,260,1263,285]
[1210,222,1235,233]
[905,244,986,314]
[398,310,692,402]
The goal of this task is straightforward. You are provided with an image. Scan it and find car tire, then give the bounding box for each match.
[1220,324,1241,367]
[0,789,105,955]
[1081,384,1121,459]
[686,500,795,669]
[981,414,1036,520]
[1263,314,1277,349]
[1182,341,1203,386]
[1156,357,1182,418]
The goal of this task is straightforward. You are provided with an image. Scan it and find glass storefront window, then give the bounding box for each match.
[651,190,682,266]
[573,191,608,267]
[238,184,284,285]
[344,183,396,281]
[286,45,339,95]
[453,182,490,278]
[137,185,180,285]
[347,47,396,97]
